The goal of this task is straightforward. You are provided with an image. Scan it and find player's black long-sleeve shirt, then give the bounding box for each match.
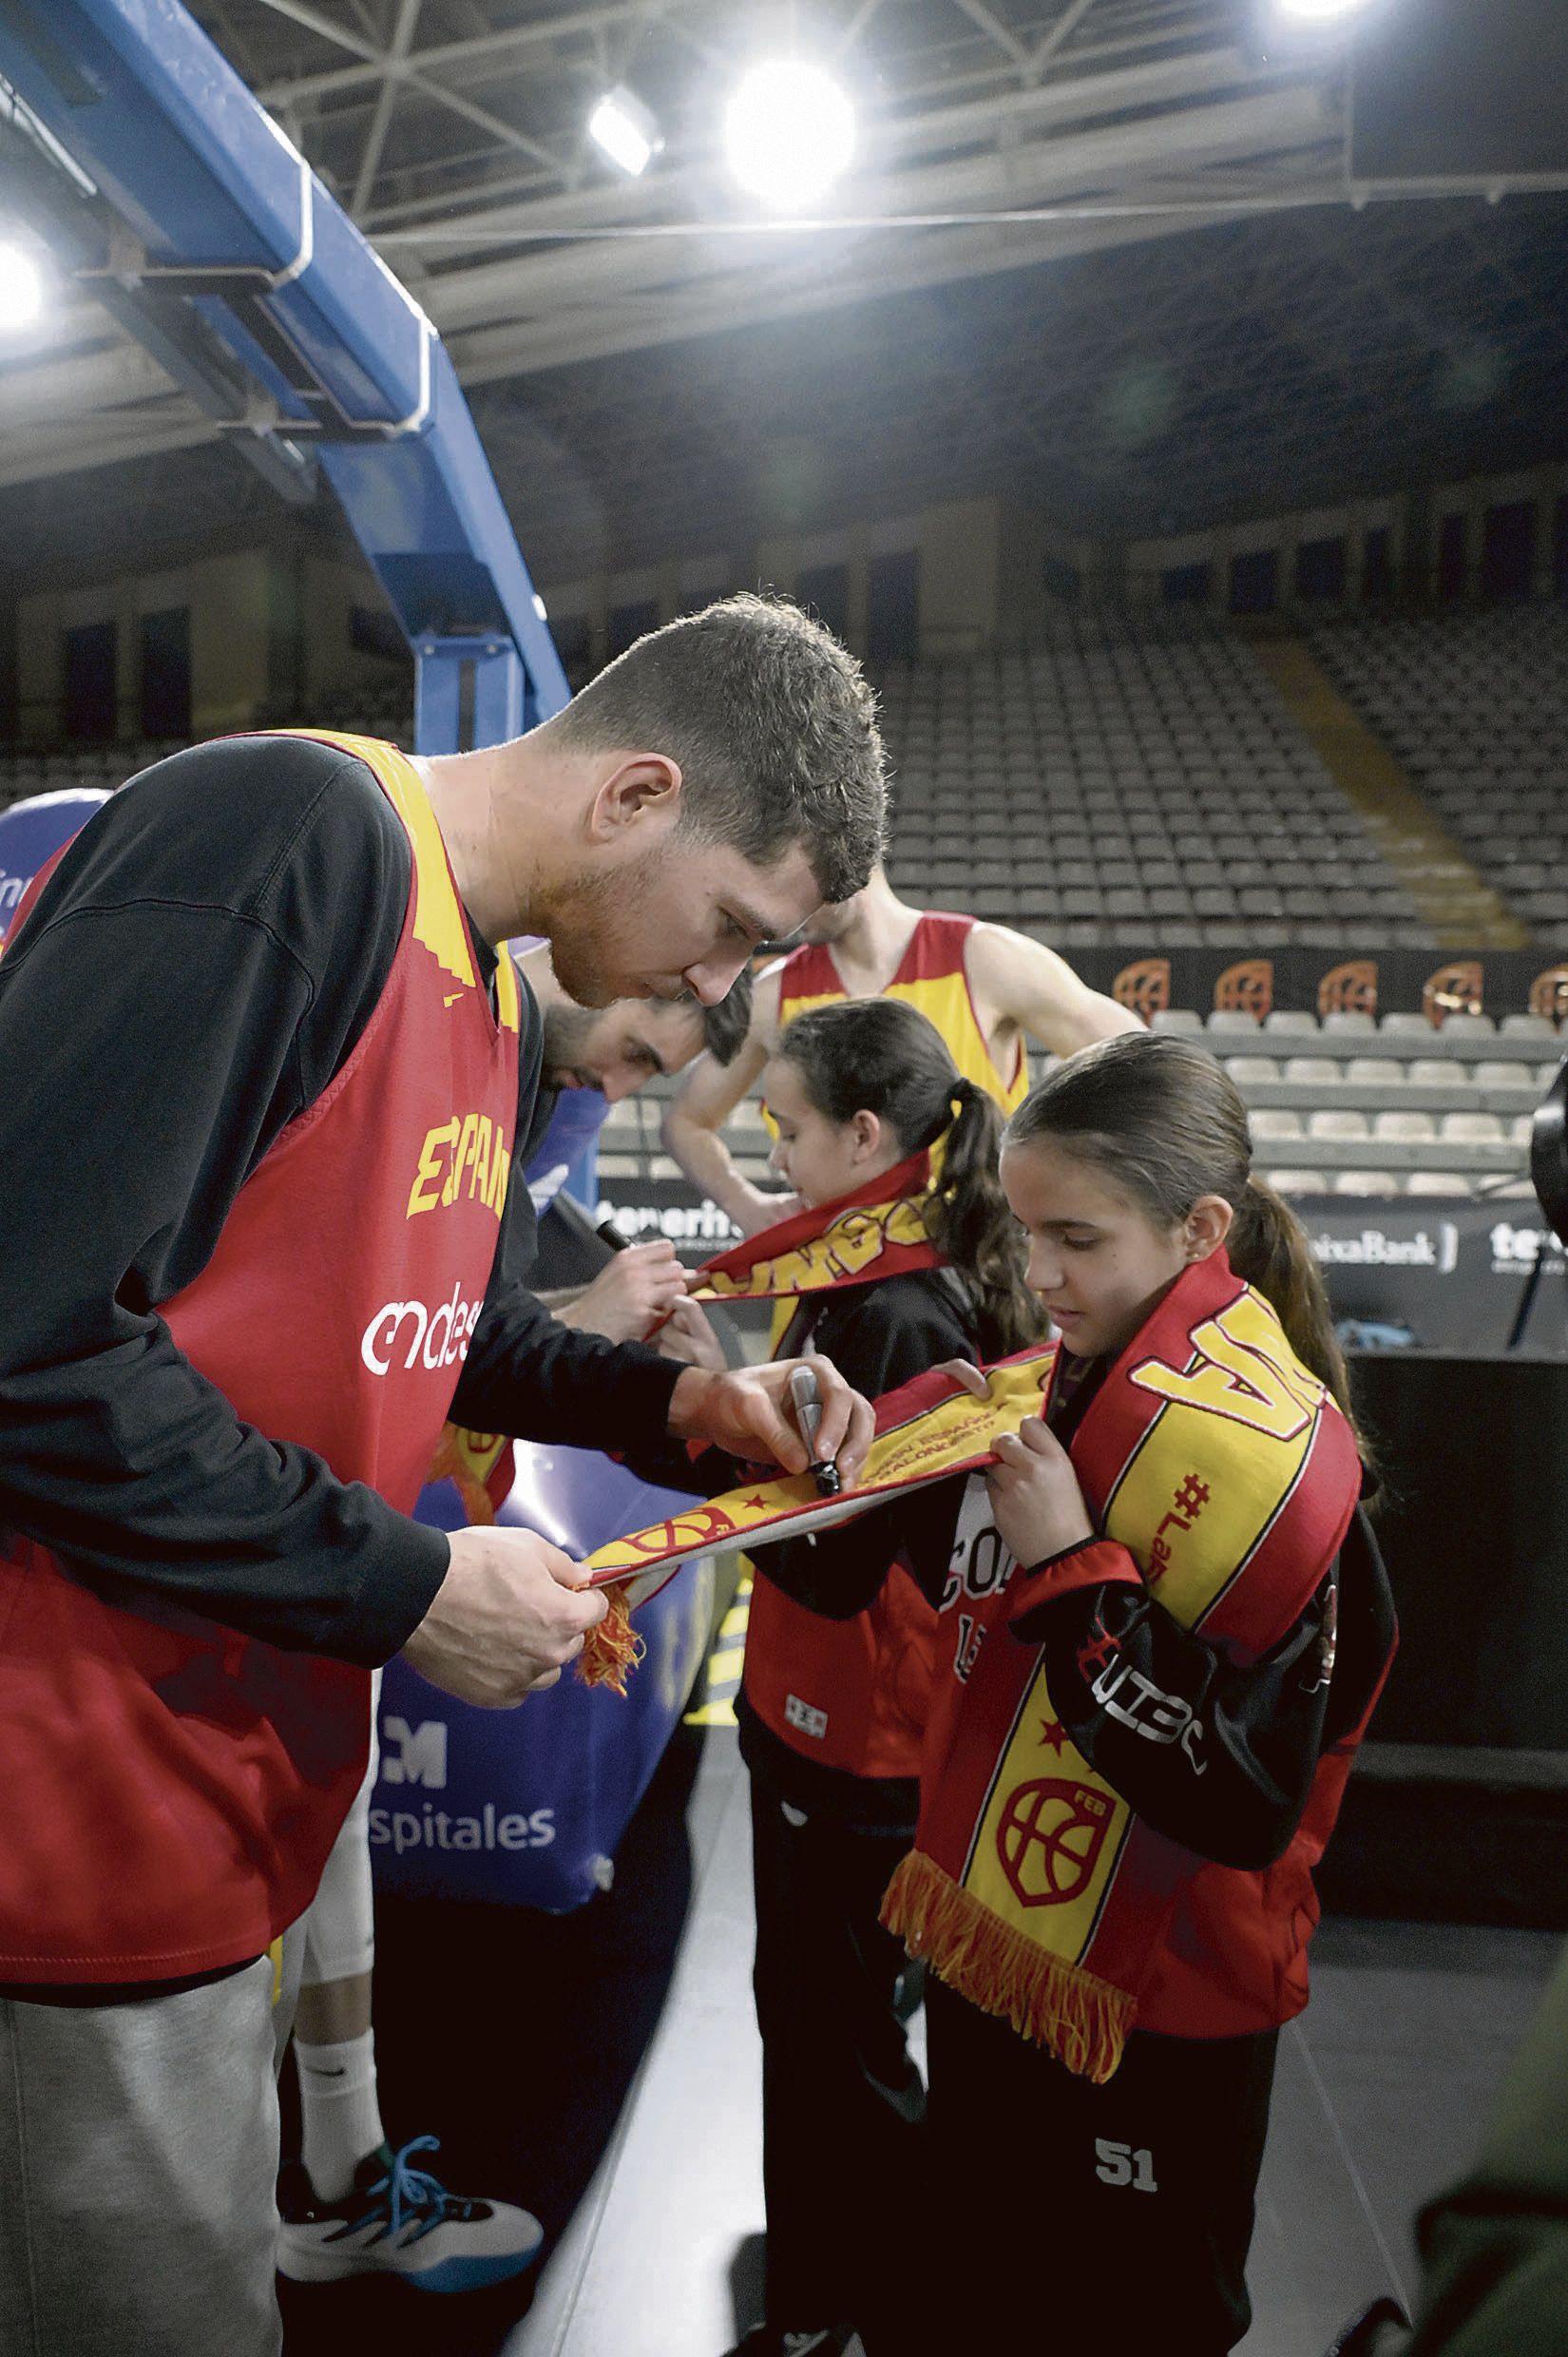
[0,735,680,1665]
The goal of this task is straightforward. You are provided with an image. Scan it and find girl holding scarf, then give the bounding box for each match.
[883,1030,1397,2356]
[717,997,1040,2357]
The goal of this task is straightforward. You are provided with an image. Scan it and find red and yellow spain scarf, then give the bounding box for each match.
[576,1344,1058,1687]
[683,1145,941,1308]
[881,1253,1361,2084]
[429,1149,940,1531]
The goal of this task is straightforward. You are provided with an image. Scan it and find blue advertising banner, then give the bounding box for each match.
[0,789,110,941]
[373,1441,717,1909]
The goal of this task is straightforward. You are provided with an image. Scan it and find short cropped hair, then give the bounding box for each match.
[701,959,754,1067]
[549,593,886,903]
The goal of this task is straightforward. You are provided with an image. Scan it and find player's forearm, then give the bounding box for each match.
[1077,988,1142,1046]
[533,1284,584,1315]
[1032,987,1140,1057]
[660,1106,785,1236]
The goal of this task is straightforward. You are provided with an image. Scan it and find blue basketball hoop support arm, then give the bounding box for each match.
[0,0,569,755]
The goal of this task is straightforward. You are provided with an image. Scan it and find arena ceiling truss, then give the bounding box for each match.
[1,0,1565,587]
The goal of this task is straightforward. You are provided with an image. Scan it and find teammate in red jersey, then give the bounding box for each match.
[663,865,1137,1239]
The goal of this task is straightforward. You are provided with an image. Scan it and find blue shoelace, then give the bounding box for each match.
[366,2137,479,2242]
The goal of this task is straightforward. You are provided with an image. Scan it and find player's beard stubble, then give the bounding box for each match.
[545,853,678,1009]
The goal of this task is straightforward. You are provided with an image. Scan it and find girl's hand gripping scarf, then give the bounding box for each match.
[881,1252,1362,2086]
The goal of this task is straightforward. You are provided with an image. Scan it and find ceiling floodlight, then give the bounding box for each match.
[0,241,42,331]
[723,60,856,213]
[1272,0,1380,19]
[588,86,662,178]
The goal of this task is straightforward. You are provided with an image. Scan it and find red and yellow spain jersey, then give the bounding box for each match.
[776,910,1027,1116]
[0,730,520,1983]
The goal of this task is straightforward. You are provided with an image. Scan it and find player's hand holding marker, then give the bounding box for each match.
[943,1359,1096,1566]
[564,1238,690,1342]
[665,1351,873,1489]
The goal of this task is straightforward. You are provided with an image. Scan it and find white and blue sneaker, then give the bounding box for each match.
[277,2136,545,2292]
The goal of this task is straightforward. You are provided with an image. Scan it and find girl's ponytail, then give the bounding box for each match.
[1226,1175,1355,1428]
[928,1079,1043,1359]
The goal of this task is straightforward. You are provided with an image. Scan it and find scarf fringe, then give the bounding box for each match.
[427,1424,498,1529]
[578,1584,644,1696]
[882,1849,1134,2085]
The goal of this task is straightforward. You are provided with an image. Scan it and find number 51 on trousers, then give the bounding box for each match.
[1095,2140,1158,2192]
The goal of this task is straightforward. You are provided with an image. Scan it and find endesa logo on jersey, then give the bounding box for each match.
[361,1279,486,1376]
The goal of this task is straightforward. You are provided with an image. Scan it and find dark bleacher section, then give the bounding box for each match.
[879,612,1436,951]
[2,615,1557,1206]
[0,738,184,813]
[0,680,416,819]
[1308,604,1568,944]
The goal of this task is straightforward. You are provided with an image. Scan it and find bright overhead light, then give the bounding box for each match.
[1272,0,1380,20]
[0,242,43,332]
[588,86,662,178]
[723,60,856,213]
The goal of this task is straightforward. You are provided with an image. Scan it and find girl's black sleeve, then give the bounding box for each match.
[1007,1508,1395,1869]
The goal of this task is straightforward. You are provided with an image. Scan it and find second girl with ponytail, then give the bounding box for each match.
[722,996,1040,2357]
[761,996,1040,1361]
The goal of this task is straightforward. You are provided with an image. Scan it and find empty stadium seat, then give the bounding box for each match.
[1439,1112,1504,1144]
[1373,1112,1436,1142]
[1310,1110,1370,1141]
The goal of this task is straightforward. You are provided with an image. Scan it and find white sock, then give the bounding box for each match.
[296,2029,386,2203]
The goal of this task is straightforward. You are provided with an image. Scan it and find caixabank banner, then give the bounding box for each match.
[1296,1197,1566,1351]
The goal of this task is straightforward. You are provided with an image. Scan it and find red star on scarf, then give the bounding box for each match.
[1038,1718,1068,1754]
[745,1494,767,1510]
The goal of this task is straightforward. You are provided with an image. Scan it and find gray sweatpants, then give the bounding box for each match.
[0,1948,303,2357]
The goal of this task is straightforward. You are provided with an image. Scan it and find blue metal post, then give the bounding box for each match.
[0,0,570,745]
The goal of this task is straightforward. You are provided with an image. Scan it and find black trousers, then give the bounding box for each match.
[749,1783,925,2351]
[921,1978,1278,2357]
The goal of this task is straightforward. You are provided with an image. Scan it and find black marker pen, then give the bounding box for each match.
[788,1364,841,1497]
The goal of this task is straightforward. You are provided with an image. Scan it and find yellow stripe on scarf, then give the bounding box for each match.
[583,1349,1058,1597]
[1110,1289,1326,1623]
[691,1194,936,1304]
